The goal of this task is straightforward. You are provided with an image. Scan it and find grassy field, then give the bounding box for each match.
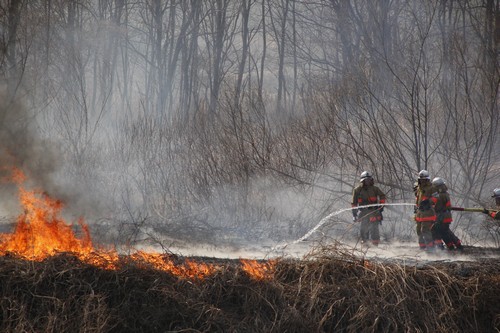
[0,244,498,333]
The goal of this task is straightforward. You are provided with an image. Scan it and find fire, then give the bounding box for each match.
[129,252,217,279]
[0,169,93,260]
[240,259,275,280]
[0,168,276,280]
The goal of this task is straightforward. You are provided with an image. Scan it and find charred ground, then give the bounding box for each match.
[0,244,499,333]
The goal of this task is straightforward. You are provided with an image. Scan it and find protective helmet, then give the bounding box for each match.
[493,188,500,198]
[418,170,430,180]
[360,171,372,182]
[431,177,445,186]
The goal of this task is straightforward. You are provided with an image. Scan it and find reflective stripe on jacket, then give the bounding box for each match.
[351,184,386,222]
[432,184,453,223]
[415,182,436,223]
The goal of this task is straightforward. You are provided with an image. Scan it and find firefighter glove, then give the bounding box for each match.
[482,208,490,215]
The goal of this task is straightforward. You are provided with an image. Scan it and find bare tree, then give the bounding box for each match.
[268,0,289,113]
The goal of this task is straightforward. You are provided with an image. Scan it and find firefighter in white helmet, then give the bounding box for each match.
[351,171,386,246]
[482,188,500,220]
[414,170,436,251]
[431,177,463,251]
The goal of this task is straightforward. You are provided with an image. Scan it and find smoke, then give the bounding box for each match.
[0,86,64,216]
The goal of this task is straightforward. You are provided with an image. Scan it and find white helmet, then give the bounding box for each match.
[431,177,445,186]
[418,170,430,180]
[360,171,372,182]
[493,188,500,198]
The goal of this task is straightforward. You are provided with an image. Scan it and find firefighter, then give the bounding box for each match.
[414,170,436,251]
[431,177,463,251]
[352,171,386,246]
[482,188,500,220]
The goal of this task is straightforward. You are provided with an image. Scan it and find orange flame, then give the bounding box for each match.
[240,259,275,280]
[0,168,275,280]
[129,252,217,279]
[0,169,93,260]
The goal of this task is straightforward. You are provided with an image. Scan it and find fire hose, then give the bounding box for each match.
[450,207,486,213]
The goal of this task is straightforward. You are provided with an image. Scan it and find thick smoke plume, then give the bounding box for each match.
[0,87,63,216]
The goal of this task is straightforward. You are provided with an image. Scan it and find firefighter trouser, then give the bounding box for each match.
[416,221,434,249]
[439,223,462,249]
[360,218,380,245]
[431,221,444,248]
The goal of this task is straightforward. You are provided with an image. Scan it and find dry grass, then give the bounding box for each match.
[0,244,498,333]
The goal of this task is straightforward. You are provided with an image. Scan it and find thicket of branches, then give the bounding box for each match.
[0,0,498,247]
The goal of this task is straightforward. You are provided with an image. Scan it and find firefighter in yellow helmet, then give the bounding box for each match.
[414,170,436,251]
[482,188,500,220]
[431,177,463,251]
[352,171,386,246]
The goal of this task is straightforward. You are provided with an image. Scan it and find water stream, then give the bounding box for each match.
[272,202,416,251]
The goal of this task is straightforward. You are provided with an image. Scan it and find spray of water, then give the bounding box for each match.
[272,202,416,251]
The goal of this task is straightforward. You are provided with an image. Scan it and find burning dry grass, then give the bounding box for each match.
[1,167,499,331]
[0,244,499,333]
